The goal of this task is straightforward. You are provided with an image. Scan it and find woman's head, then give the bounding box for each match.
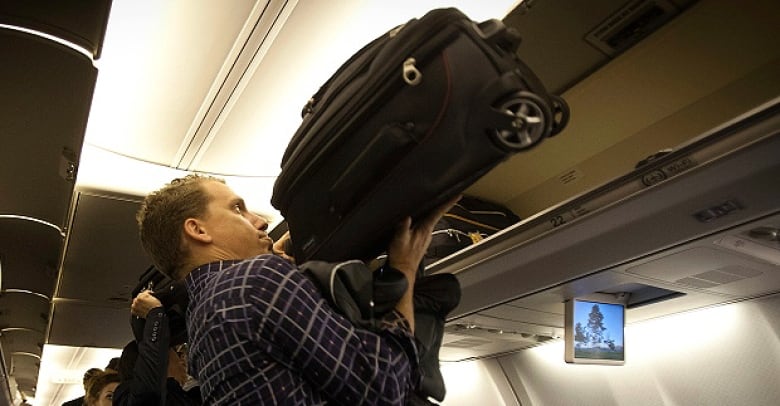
[84,370,120,406]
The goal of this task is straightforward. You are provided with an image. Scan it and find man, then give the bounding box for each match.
[136,174,456,405]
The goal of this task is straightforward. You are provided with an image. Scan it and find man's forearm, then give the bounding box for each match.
[394,281,415,333]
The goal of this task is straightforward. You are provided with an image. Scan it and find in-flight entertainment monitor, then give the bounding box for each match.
[564,295,626,365]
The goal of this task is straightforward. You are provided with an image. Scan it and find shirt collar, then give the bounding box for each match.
[184,259,244,291]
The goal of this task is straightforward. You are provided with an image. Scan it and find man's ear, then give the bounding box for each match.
[183,218,212,243]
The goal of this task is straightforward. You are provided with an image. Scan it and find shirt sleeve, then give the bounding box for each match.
[241,255,419,405]
[113,307,169,405]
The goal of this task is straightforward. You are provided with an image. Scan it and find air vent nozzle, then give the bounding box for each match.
[586,0,681,56]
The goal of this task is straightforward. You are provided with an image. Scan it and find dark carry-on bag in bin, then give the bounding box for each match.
[423,195,521,267]
[272,7,569,264]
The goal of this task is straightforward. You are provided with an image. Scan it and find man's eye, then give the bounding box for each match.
[234,204,242,213]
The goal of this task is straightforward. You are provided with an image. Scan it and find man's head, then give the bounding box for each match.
[137,174,272,279]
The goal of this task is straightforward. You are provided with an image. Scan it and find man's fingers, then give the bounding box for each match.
[416,195,461,232]
[437,195,461,216]
[396,216,412,234]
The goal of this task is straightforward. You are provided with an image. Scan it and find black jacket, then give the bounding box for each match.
[61,396,84,406]
[113,307,200,405]
[300,260,460,404]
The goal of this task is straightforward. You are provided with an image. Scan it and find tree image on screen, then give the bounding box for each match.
[573,302,624,360]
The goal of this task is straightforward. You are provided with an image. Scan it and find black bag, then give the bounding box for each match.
[299,260,460,403]
[423,195,520,267]
[130,266,189,347]
[271,7,569,264]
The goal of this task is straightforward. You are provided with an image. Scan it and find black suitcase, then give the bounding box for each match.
[272,7,569,263]
[423,195,521,267]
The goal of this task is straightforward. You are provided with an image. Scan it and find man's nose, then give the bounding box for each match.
[251,213,268,231]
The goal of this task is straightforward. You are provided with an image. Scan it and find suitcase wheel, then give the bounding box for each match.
[491,91,552,151]
[549,95,571,137]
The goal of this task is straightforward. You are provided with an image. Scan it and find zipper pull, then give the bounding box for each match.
[301,97,315,118]
[389,23,406,38]
[402,58,422,86]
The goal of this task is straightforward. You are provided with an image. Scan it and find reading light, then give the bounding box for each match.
[453,323,558,341]
[748,226,780,242]
[714,235,780,265]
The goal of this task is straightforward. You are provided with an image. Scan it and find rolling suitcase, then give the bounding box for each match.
[271,7,569,263]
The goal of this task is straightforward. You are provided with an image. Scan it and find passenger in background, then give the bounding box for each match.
[113,290,200,405]
[136,174,456,405]
[84,370,120,406]
[62,367,103,406]
[105,357,120,373]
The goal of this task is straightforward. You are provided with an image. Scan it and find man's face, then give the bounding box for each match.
[199,180,273,259]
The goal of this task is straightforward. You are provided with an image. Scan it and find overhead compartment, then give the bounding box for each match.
[49,191,151,349]
[468,0,780,218]
[0,29,96,228]
[435,0,780,361]
[0,4,112,401]
[436,97,780,361]
[0,0,112,58]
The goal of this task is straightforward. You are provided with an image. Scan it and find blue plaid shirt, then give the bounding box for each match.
[184,255,419,405]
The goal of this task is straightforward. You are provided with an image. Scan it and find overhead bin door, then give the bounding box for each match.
[0,0,112,58]
[0,3,111,401]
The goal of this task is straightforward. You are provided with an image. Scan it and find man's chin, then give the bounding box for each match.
[256,238,274,254]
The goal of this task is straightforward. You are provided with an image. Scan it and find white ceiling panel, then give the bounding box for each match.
[83,0,260,167]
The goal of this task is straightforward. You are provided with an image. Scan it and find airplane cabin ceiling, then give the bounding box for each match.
[82,0,514,180]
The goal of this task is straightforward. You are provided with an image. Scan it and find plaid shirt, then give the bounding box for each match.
[184,255,419,405]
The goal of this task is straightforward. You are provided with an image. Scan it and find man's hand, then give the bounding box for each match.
[131,290,163,319]
[387,195,461,277]
[272,231,296,264]
[387,195,460,333]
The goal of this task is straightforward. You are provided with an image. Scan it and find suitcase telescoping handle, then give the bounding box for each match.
[470,18,570,141]
[475,18,522,55]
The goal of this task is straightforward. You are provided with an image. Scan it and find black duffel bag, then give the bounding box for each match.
[424,195,520,267]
